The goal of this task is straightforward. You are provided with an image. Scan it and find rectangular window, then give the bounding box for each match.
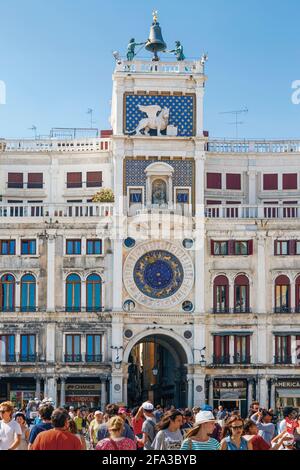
[226,174,241,190]
[28,173,43,189]
[0,240,16,255]
[8,173,23,189]
[66,239,81,255]
[86,335,102,362]
[20,335,36,362]
[213,335,230,364]
[234,336,250,364]
[86,171,102,188]
[21,240,36,255]
[263,174,278,190]
[0,335,15,362]
[283,174,297,190]
[176,190,189,204]
[87,239,102,255]
[274,335,291,364]
[213,241,228,255]
[234,241,249,255]
[274,240,289,255]
[207,173,222,189]
[65,334,81,362]
[67,172,82,188]
[129,189,142,204]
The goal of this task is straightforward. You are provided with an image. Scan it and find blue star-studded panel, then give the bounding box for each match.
[124,94,195,137]
[133,250,184,299]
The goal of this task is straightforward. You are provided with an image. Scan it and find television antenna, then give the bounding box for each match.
[87,108,95,128]
[219,107,248,138]
[28,125,37,139]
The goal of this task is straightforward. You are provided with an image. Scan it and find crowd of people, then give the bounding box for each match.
[0,398,300,451]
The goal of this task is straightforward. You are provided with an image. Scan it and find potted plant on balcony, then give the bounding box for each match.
[92,188,114,215]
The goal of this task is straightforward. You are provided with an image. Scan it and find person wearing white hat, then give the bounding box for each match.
[180,410,220,450]
[89,411,104,449]
[136,402,157,450]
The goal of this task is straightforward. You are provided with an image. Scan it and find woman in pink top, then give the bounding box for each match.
[96,416,136,451]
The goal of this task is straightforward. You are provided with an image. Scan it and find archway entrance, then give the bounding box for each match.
[127,334,188,408]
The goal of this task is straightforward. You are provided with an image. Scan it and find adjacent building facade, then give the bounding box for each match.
[0,54,300,417]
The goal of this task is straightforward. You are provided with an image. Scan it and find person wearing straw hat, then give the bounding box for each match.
[180,410,220,450]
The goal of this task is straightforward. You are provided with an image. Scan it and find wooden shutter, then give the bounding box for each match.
[67,173,82,188]
[207,173,222,189]
[287,336,291,357]
[28,173,43,188]
[289,240,296,255]
[214,336,221,358]
[263,174,278,190]
[248,239,253,255]
[87,171,102,188]
[211,240,215,255]
[226,174,241,190]
[224,336,230,356]
[8,173,23,188]
[283,174,297,190]
[228,240,235,255]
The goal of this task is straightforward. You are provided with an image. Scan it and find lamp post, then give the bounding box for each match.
[193,347,206,367]
[111,346,123,370]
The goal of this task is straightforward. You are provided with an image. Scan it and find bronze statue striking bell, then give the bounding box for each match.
[145,21,167,61]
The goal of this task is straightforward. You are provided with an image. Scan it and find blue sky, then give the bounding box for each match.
[0,0,300,139]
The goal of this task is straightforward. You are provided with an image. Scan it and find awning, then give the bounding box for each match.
[276,388,300,398]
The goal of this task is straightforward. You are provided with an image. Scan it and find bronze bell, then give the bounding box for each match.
[145,20,167,61]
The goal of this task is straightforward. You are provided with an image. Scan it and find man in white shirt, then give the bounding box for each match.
[0,401,22,450]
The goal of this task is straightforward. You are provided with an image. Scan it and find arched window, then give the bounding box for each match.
[0,274,15,312]
[296,276,300,313]
[275,275,290,313]
[234,275,250,313]
[213,275,229,313]
[66,274,81,312]
[86,274,102,312]
[21,274,36,312]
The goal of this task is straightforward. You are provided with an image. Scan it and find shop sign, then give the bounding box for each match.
[276,380,300,388]
[63,384,101,392]
[220,389,245,399]
[67,396,99,403]
[214,380,247,389]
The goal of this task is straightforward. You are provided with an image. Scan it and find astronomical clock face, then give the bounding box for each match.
[123,241,194,309]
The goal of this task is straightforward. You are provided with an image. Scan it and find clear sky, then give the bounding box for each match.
[1,0,300,139]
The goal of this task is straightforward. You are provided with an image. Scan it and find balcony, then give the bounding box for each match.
[7,182,44,189]
[273,307,292,314]
[64,307,104,313]
[205,204,300,220]
[115,58,204,75]
[207,139,300,154]
[211,308,252,314]
[274,356,292,365]
[0,353,42,364]
[233,355,251,365]
[0,203,114,220]
[64,354,103,363]
[212,355,231,365]
[0,137,111,153]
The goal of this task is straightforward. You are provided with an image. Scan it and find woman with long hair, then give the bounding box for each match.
[151,410,183,450]
[95,416,136,450]
[220,415,253,450]
[180,411,220,450]
[68,418,86,450]
[15,412,30,450]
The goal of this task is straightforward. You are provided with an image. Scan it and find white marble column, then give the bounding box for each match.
[46,323,56,363]
[123,375,128,406]
[270,379,276,410]
[47,232,56,312]
[46,377,57,405]
[258,376,268,408]
[208,377,214,406]
[35,377,41,400]
[111,372,124,403]
[112,239,123,311]
[229,336,234,364]
[187,375,193,408]
[60,378,66,407]
[291,335,297,364]
[101,380,107,411]
[194,152,206,314]
[247,170,257,205]
[193,372,206,407]
[247,379,253,408]
[256,234,267,314]
[195,86,204,136]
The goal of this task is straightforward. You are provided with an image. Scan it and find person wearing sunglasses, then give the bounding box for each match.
[0,401,22,450]
[220,416,253,450]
